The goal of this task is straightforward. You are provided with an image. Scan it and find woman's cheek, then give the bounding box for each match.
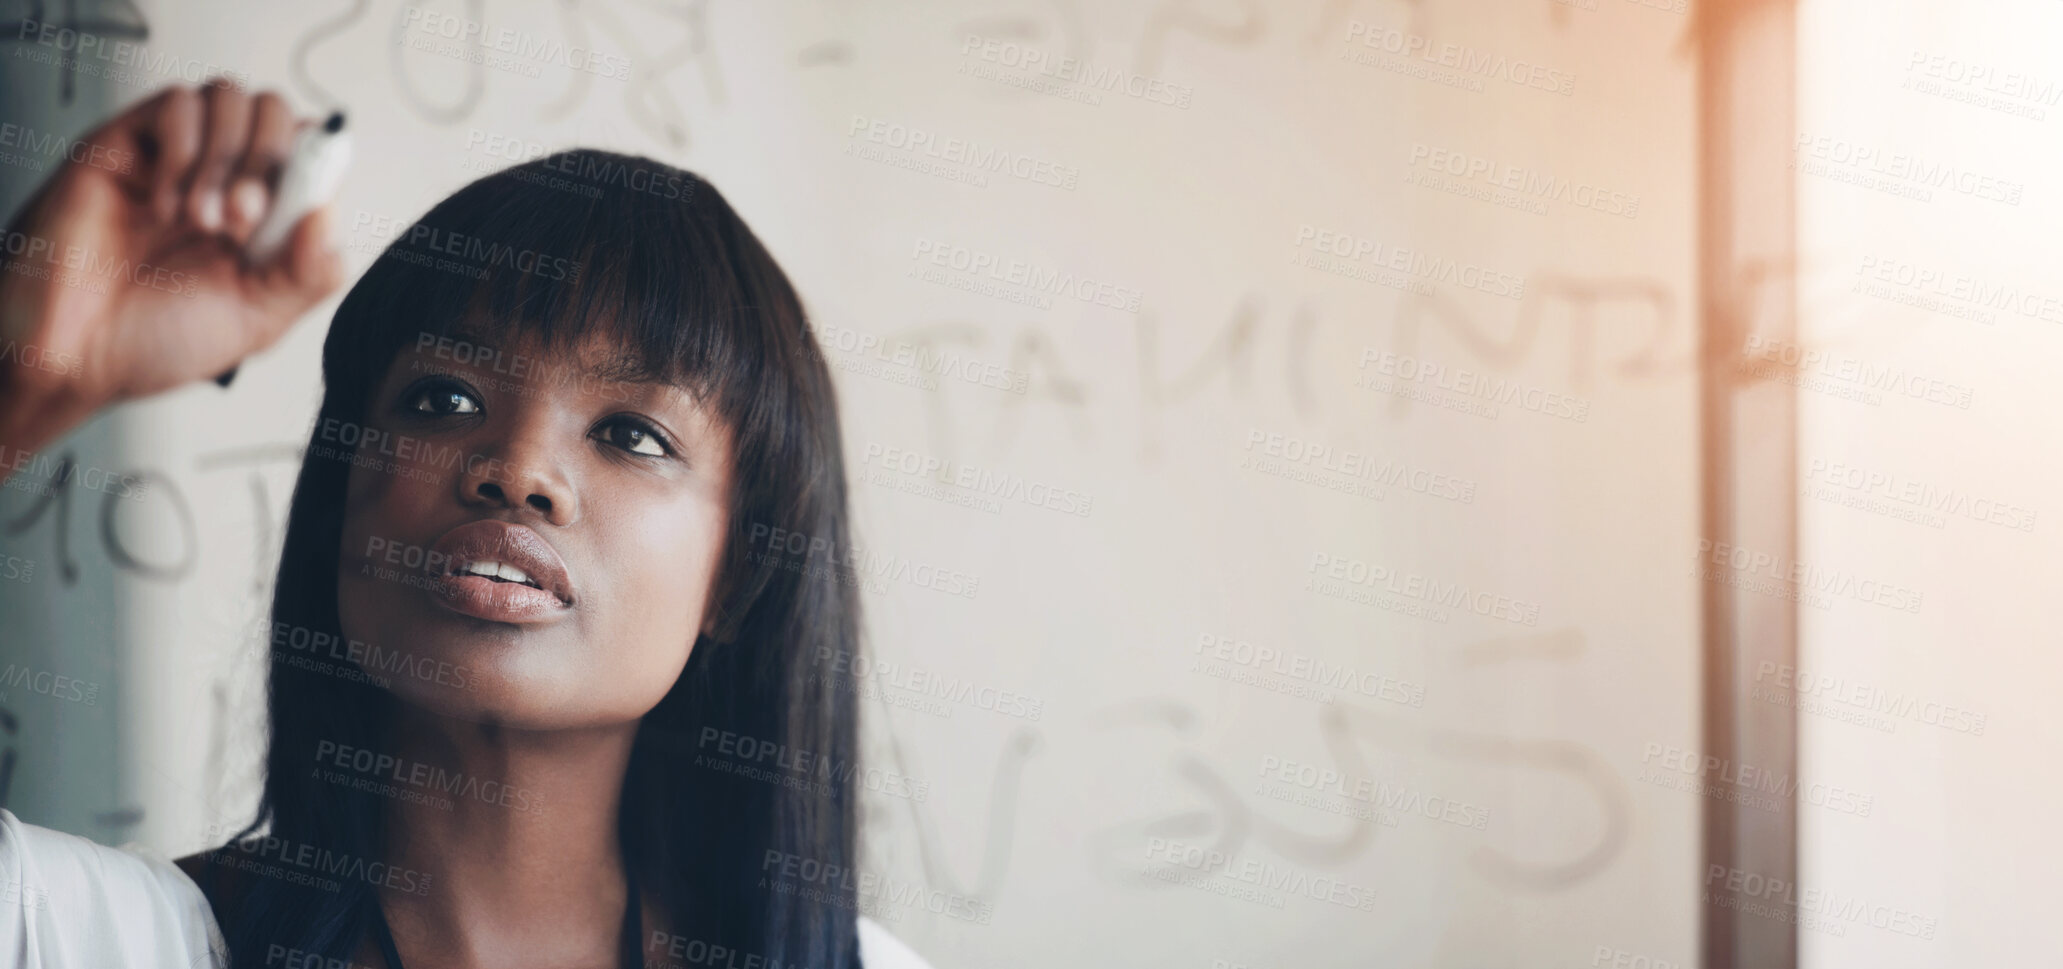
[617,512,726,667]
[337,456,445,581]
[621,537,706,664]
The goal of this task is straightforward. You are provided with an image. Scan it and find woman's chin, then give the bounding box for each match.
[368,656,670,733]
[377,674,582,731]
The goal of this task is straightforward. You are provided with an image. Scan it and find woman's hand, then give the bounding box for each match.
[0,80,347,455]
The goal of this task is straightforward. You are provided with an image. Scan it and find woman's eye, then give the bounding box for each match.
[406,384,482,416]
[597,420,668,457]
[402,381,482,418]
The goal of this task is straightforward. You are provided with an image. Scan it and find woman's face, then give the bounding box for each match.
[335,326,733,729]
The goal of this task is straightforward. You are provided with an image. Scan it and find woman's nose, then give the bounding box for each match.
[456,422,578,525]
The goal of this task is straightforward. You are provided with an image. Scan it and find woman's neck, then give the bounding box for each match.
[368,704,646,969]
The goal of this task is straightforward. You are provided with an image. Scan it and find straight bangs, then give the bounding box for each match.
[322,152,773,443]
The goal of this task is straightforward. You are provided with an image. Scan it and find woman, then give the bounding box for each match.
[0,82,931,968]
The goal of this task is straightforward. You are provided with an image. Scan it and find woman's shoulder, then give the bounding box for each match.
[0,808,226,967]
[857,915,937,969]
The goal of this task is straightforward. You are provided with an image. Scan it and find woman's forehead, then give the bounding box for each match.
[417,314,673,385]
[398,323,728,428]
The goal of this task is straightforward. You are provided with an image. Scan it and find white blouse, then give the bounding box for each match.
[0,809,932,968]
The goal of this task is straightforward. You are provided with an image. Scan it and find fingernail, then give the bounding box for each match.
[231,180,267,225]
[196,190,223,231]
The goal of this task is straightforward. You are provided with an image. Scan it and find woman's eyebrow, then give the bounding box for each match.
[585,367,715,417]
[579,357,664,383]
[575,363,690,397]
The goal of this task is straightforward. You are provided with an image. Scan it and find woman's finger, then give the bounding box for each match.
[256,203,346,309]
[229,93,296,237]
[232,204,344,368]
[144,86,203,225]
[186,80,255,235]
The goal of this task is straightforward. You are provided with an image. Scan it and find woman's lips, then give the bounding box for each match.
[432,573,567,624]
[424,519,575,624]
